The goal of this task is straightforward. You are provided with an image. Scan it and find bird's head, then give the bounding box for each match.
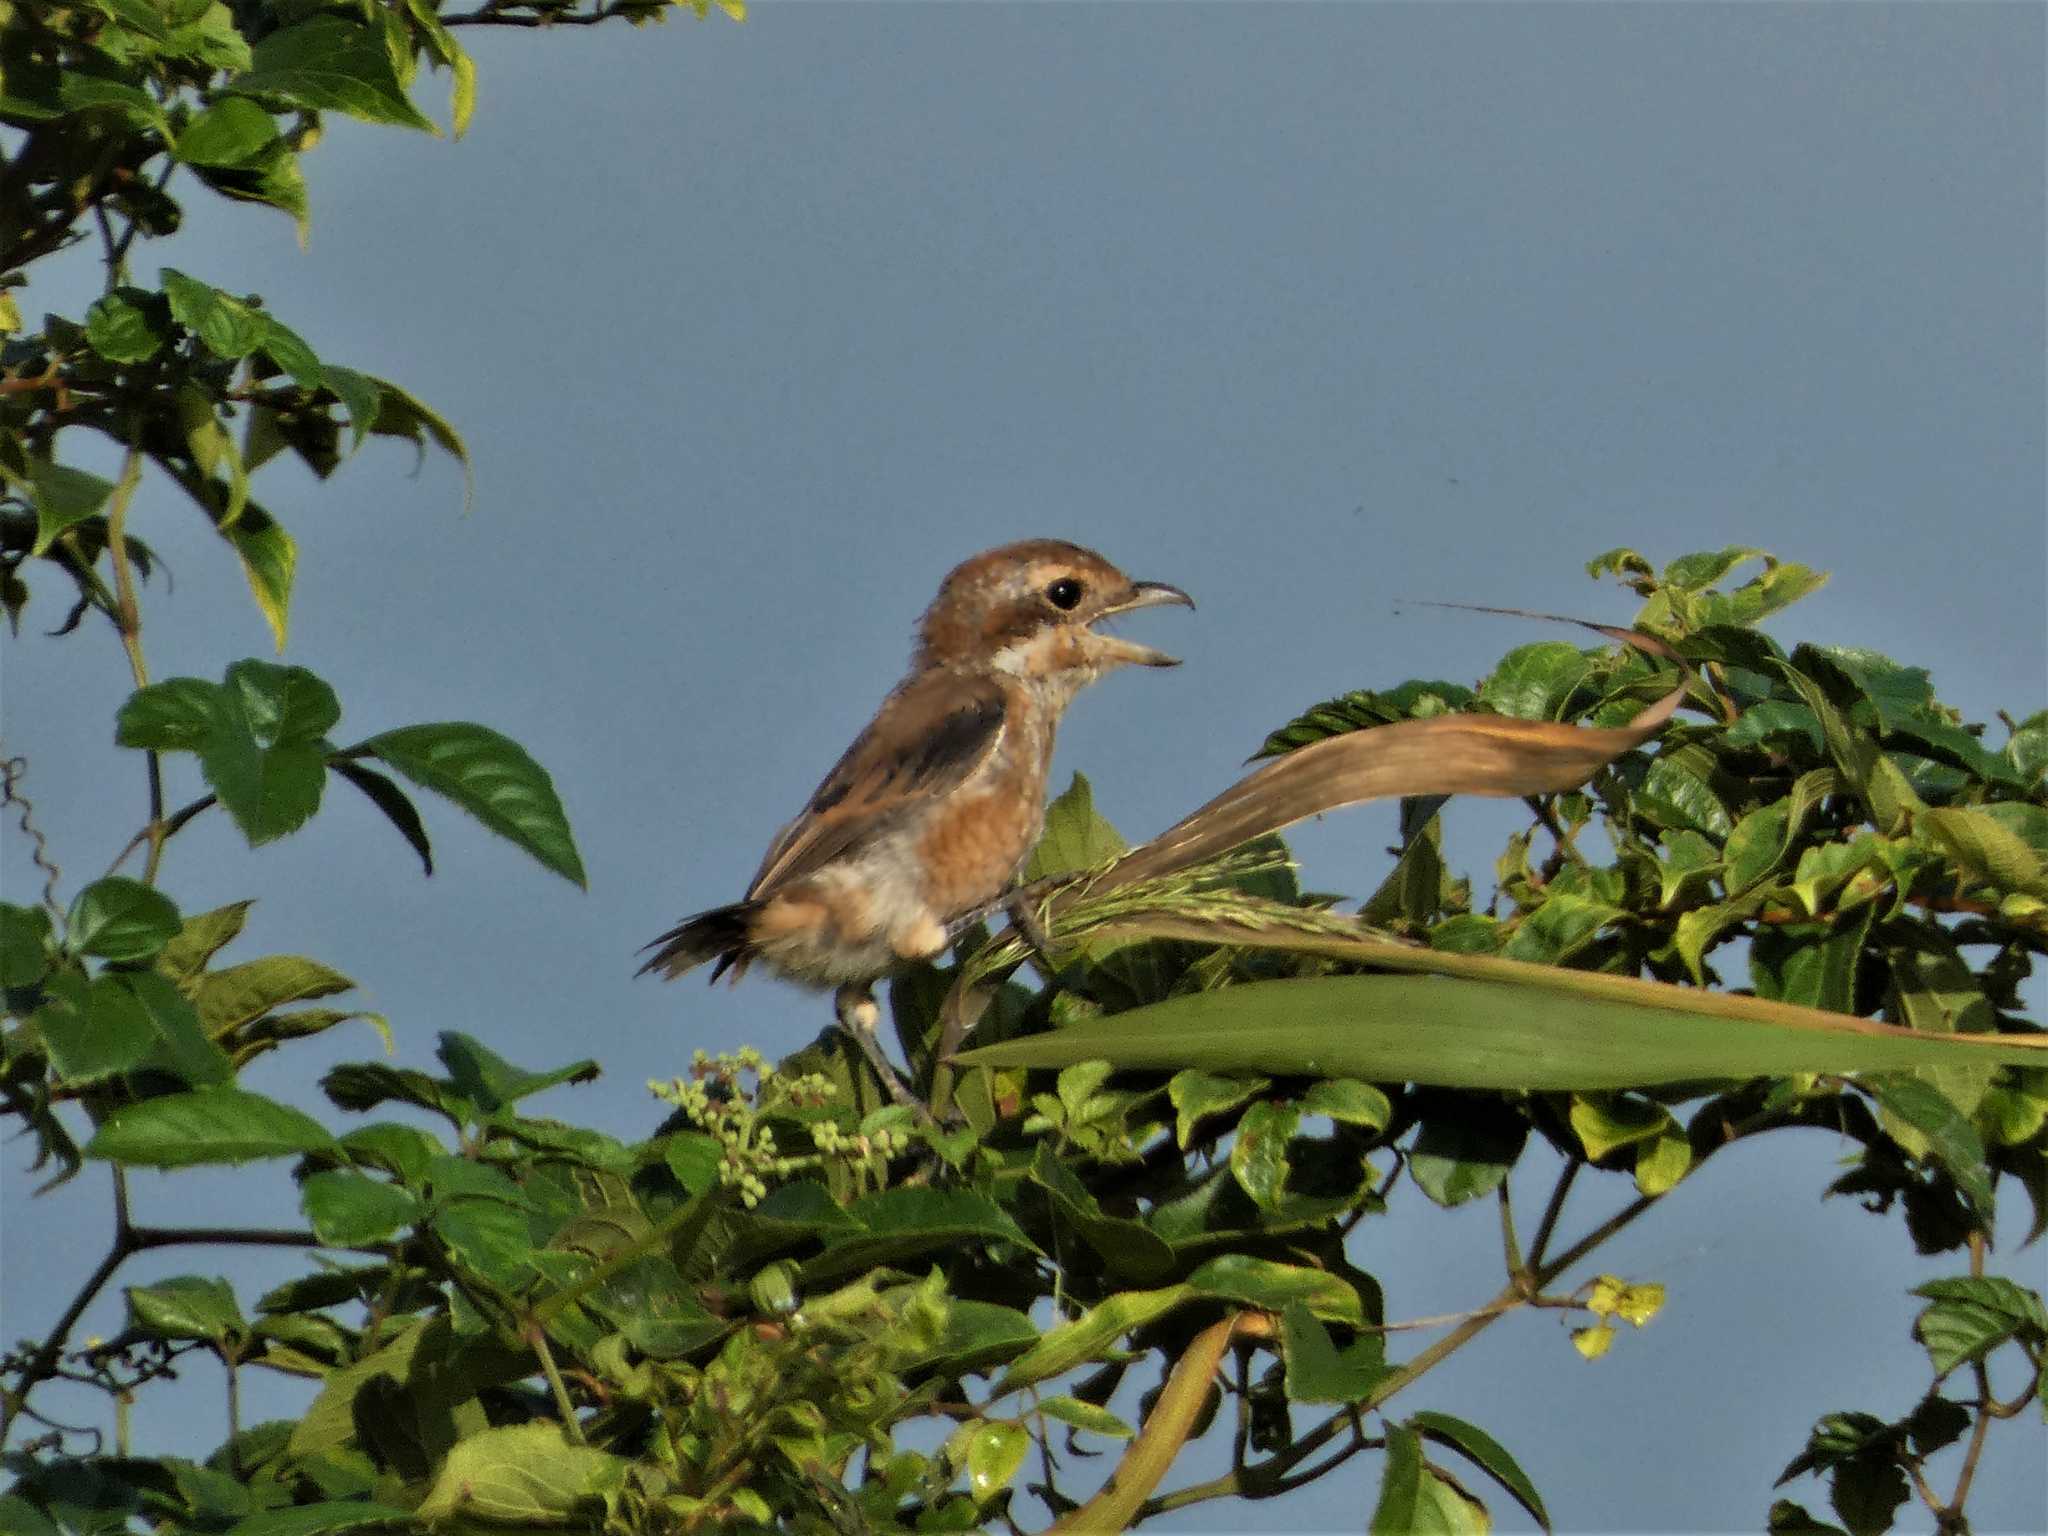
[914,539,1194,687]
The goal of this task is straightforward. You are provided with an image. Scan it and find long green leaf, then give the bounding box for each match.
[955,966,2048,1089]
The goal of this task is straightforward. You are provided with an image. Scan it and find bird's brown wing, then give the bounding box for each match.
[744,669,1010,900]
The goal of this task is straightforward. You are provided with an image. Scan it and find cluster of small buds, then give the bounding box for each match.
[650,1053,898,1208]
[811,1121,909,1160]
[718,1156,770,1206]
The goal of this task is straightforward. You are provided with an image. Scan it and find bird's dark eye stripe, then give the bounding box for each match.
[1046,577,1084,610]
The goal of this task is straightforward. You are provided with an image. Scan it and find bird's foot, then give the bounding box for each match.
[1004,894,1061,978]
[833,983,924,1116]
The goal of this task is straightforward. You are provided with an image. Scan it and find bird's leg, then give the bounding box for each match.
[833,983,921,1113]
[1004,892,1061,978]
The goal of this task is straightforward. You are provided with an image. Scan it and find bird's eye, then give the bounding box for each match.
[1046,577,1084,611]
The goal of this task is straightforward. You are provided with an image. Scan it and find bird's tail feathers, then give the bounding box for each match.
[637,901,759,982]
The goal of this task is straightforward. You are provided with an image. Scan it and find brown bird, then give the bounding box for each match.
[640,538,1192,1098]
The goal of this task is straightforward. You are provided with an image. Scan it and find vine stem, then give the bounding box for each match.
[99,442,167,884]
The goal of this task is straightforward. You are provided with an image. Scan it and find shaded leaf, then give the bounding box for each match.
[362,723,584,886]
[330,761,433,875]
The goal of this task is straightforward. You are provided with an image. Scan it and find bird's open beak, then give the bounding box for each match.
[1090,580,1195,668]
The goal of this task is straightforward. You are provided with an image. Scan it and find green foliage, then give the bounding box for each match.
[2,6,2042,1529]
[9,542,2047,1531]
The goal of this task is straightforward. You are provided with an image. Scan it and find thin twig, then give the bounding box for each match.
[1940,1232,1996,1531]
[1525,1156,1581,1272]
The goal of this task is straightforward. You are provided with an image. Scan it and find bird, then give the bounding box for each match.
[640,538,1192,1101]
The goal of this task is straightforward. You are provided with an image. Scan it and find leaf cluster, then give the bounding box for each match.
[3,11,2043,1522]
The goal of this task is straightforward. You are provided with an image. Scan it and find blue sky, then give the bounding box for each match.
[5,4,2043,1530]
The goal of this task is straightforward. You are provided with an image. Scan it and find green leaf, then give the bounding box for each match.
[1256,680,1476,757]
[1369,1421,1428,1534]
[199,661,331,842]
[162,268,266,358]
[1187,1253,1364,1325]
[1750,908,1874,1016]
[1480,641,1594,721]
[1410,1099,1527,1207]
[1412,1410,1551,1532]
[1500,891,1623,965]
[1727,699,1824,755]
[1663,546,1765,591]
[0,902,52,987]
[367,375,472,507]
[192,955,354,1035]
[321,1061,460,1121]
[220,1503,416,1536]
[1230,1099,1299,1210]
[1869,1075,1993,1222]
[23,457,115,555]
[125,1274,245,1342]
[300,1170,420,1247]
[363,723,584,886]
[1769,1499,1851,1536]
[256,317,323,391]
[449,48,477,138]
[1694,560,1828,627]
[1281,1301,1386,1403]
[320,366,384,454]
[1636,750,1733,839]
[912,1300,1040,1378]
[1025,771,1126,881]
[35,973,155,1085]
[997,1285,1194,1390]
[286,1322,494,1472]
[964,1421,1029,1504]
[1911,1277,2047,1376]
[1028,1143,1176,1282]
[330,761,434,875]
[222,506,297,651]
[955,970,2048,1090]
[124,970,235,1085]
[1725,801,1793,895]
[1169,1068,1269,1146]
[435,1030,597,1113]
[1036,1396,1133,1438]
[1634,1128,1693,1196]
[155,899,254,981]
[413,1423,626,1523]
[84,289,169,362]
[85,1086,336,1167]
[68,876,180,962]
[808,1189,1036,1281]
[1920,807,2048,901]
[118,677,223,752]
[1568,1093,1672,1162]
[340,1121,446,1184]
[229,17,437,132]
[175,97,282,167]
[1829,1454,1909,1536]
[1300,1077,1393,1131]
